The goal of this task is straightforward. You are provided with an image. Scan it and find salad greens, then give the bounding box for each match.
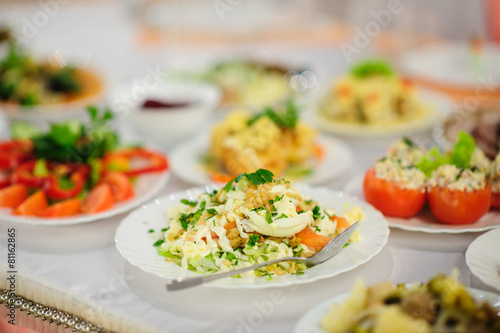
[351,59,394,78]
[0,41,80,105]
[416,131,476,177]
[12,106,118,164]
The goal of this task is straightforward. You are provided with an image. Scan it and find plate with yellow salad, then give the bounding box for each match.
[115,169,389,288]
[169,101,353,186]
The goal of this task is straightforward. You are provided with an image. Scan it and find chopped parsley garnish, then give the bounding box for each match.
[343,243,350,248]
[313,226,321,232]
[147,229,155,233]
[206,208,218,219]
[247,234,261,247]
[153,239,165,247]
[304,199,313,205]
[222,169,274,192]
[265,209,273,224]
[161,227,170,232]
[179,201,206,229]
[268,195,284,205]
[181,199,198,207]
[312,205,321,220]
[276,213,288,219]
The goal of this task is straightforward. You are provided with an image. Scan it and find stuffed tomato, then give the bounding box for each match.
[427,165,491,224]
[363,158,426,218]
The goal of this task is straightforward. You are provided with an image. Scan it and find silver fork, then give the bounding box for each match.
[166,222,358,291]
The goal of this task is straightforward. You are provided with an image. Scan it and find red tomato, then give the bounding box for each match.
[39,198,81,217]
[491,192,500,208]
[13,191,48,216]
[363,168,426,218]
[427,185,491,225]
[101,171,134,202]
[0,140,34,171]
[295,226,331,250]
[81,183,115,214]
[0,184,28,208]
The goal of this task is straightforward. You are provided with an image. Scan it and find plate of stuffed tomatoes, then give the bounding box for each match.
[344,133,500,233]
[0,107,170,225]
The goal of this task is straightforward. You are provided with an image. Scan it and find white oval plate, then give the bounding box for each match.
[466,228,500,292]
[310,89,451,139]
[0,167,170,226]
[169,134,353,186]
[294,287,500,333]
[343,174,500,233]
[114,186,390,289]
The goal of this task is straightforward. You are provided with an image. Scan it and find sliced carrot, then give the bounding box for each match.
[39,198,81,217]
[81,183,115,214]
[295,226,331,250]
[331,216,350,230]
[209,171,233,184]
[314,143,325,161]
[102,171,134,202]
[0,184,28,208]
[13,191,48,216]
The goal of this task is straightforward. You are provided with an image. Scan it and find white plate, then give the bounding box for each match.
[294,287,500,333]
[343,174,500,233]
[466,228,500,292]
[310,90,451,139]
[401,42,500,89]
[169,134,353,186]
[0,168,170,226]
[114,186,390,289]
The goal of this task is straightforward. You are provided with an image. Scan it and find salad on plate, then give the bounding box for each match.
[0,41,102,111]
[0,106,168,219]
[154,169,363,278]
[319,272,500,333]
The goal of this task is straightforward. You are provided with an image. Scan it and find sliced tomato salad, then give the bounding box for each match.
[0,139,168,218]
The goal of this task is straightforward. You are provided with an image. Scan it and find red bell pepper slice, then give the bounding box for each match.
[103,148,168,177]
[10,160,47,187]
[44,164,89,200]
[0,140,34,171]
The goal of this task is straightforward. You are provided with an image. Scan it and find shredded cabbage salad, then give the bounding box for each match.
[154,169,363,278]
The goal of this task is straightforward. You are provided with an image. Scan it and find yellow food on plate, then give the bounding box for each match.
[319,60,428,126]
[210,101,317,178]
[321,271,500,333]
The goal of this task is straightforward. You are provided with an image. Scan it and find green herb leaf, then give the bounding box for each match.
[181,199,198,207]
[312,206,321,220]
[247,234,261,247]
[222,169,274,192]
[451,131,476,169]
[153,239,165,247]
[265,209,273,224]
[147,229,155,233]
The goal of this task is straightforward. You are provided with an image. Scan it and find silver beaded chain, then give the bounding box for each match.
[0,289,115,333]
